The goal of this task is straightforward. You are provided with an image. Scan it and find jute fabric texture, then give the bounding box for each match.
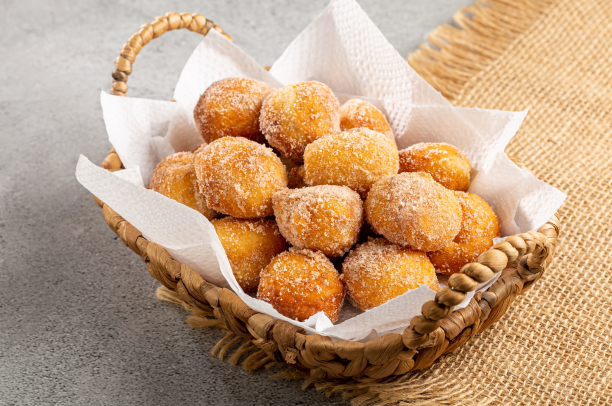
[408,0,612,404]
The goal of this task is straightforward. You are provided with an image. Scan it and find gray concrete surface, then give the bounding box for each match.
[0,0,473,404]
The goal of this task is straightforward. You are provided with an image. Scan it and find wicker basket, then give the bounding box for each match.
[97,12,561,380]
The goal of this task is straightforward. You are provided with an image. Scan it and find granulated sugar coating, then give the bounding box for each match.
[399,142,471,191]
[342,238,439,311]
[211,217,288,293]
[259,81,340,162]
[257,248,345,322]
[428,191,500,275]
[303,128,399,198]
[428,238,494,276]
[272,185,363,257]
[149,152,219,220]
[193,78,274,144]
[194,137,288,218]
[452,191,500,243]
[339,99,396,145]
[365,172,462,251]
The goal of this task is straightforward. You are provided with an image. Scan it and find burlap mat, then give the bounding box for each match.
[406,0,612,403]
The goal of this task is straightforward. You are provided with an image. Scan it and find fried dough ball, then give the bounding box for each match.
[428,192,500,275]
[272,185,363,257]
[194,137,288,218]
[194,77,274,144]
[212,217,288,292]
[339,99,395,144]
[342,238,439,311]
[303,128,399,198]
[365,172,462,251]
[260,81,340,161]
[427,238,495,276]
[399,143,471,191]
[149,152,218,220]
[257,249,345,322]
[452,192,500,243]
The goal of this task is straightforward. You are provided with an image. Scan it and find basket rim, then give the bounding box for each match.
[98,12,561,379]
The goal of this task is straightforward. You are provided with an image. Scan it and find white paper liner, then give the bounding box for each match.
[77,0,566,342]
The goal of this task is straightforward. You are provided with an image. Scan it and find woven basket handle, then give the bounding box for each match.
[110,12,231,97]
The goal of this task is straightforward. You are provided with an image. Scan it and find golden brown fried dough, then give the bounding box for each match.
[365,172,462,251]
[257,249,345,322]
[194,137,287,218]
[194,77,274,144]
[149,152,218,220]
[303,128,399,198]
[452,191,500,243]
[428,191,500,275]
[399,143,471,191]
[339,98,395,144]
[342,238,439,310]
[427,238,495,276]
[272,185,363,257]
[260,81,340,161]
[212,217,288,292]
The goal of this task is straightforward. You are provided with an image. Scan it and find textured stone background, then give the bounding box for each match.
[0,1,473,404]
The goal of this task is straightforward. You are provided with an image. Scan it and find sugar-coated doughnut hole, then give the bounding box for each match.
[339,99,396,145]
[365,172,462,251]
[452,191,500,243]
[212,217,288,292]
[342,238,439,311]
[257,249,345,322]
[149,152,219,220]
[303,128,399,198]
[428,238,494,276]
[260,81,340,161]
[194,137,288,218]
[428,191,500,275]
[194,77,274,144]
[399,143,471,191]
[272,185,363,257]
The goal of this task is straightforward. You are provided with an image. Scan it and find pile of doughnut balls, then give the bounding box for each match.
[149,78,500,323]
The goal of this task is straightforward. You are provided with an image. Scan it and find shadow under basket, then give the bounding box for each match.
[97,12,561,381]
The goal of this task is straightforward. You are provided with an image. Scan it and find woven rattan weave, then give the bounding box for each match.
[96,11,560,380]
